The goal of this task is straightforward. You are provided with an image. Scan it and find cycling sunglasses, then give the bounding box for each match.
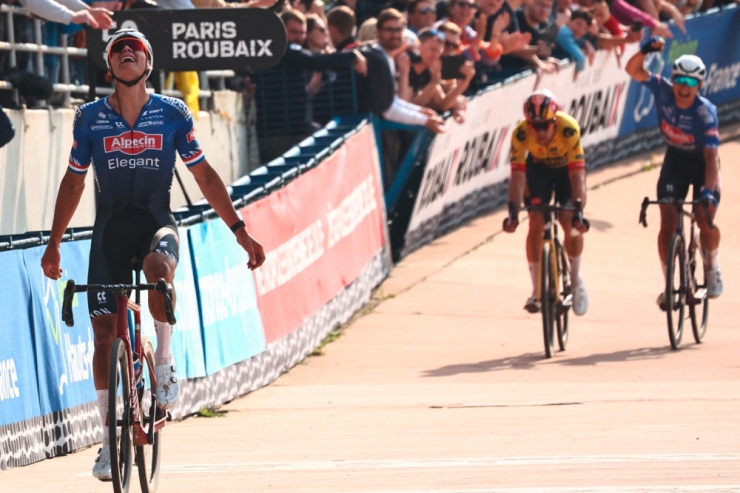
[673,75,700,87]
[110,37,148,54]
[529,120,555,131]
[418,6,435,13]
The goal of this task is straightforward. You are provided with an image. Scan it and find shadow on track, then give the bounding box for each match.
[422,346,684,377]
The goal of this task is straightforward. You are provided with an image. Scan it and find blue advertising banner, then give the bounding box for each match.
[139,227,207,379]
[23,241,96,415]
[189,219,266,375]
[619,7,740,137]
[0,251,42,426]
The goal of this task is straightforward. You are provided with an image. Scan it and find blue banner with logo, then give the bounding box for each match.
[619,7,740,137]
[24,241,96,415]
[139,227,207,379]
[0,250,42,426]
[188,220,266,375]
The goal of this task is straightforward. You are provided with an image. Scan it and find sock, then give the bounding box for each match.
[706,249,719,271]
[661,262,667,281]
[569,255,582,287]
[528,263,539,296]
[154,319,172,365]
[97,389,109,445]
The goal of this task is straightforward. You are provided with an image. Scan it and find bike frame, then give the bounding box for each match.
[639,197,713,306]
[62,274,174,447]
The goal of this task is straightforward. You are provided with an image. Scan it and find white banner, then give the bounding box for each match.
[402,46,638,257]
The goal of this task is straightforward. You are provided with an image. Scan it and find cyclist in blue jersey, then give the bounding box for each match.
[40,29,266,481]
[626,38,722,309]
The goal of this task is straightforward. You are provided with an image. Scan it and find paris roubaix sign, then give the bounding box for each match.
[86,8,287,72]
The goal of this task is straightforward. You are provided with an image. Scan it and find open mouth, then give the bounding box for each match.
[121,55,136,65]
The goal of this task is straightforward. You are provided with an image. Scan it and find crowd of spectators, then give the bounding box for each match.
[0,0,737,162]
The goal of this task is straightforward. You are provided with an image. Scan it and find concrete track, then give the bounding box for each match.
[3,139,740,493]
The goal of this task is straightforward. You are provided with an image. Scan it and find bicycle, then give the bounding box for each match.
[62,267,176,493]
[509,200,589,358]
[639,197,713,350]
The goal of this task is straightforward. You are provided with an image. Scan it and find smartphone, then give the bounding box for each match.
[630,20,643,32]
[441,55,467,79]
[408,50,422,64]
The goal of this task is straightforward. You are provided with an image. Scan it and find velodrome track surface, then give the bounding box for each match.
[4,137,740,492]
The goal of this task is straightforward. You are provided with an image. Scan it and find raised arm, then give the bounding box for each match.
[626,36,664,82]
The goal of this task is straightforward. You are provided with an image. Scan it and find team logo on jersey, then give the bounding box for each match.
[661,121,694,145]
[104,131,163,155]
[187,127,196,143]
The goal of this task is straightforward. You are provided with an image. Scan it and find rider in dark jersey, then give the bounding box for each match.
[626,38,722,310]
[41,29,266,481]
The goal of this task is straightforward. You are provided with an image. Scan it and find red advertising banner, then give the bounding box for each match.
[241,126,386,344]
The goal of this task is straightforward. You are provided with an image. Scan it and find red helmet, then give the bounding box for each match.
[523,89,559,123]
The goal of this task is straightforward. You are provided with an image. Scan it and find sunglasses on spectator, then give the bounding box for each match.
[111,38,148,54]
[456,1,477,9]
[418,6,435,13]
[419,29,446,42]
[445,40,460,49]
[529,120,555,131]
[673,75,700,87]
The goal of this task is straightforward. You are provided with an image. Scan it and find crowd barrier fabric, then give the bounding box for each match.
[189,221,266,376]
[24,241,96,415]
[619,7,740,138]
[139,228,207,379]
[0,250,41,427]
[242,126,386,343]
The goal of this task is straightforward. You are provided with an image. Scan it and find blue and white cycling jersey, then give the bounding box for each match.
[69,94,206,226]
[642,74,720,152]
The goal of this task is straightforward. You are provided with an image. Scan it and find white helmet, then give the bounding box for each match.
[672,54,706,82]
[104,29,153,76]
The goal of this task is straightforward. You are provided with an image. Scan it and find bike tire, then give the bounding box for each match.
[689,246,709,343]
[137,338,162,493]
[666,235,686,350]
[109,338,133,493]
[541,243,556,358]
[556,240,569,351]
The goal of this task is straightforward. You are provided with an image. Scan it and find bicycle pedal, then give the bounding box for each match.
[561,294,572,307]
[693,288,707,302]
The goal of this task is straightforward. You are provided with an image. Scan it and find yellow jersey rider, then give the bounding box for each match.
[503,89,590,315]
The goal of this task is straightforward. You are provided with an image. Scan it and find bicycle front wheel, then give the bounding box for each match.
[109,338,134,493]
[689,246,709,343]
[541,242,556,358]
[137,337,162,493]
[666,235,686,350]
[555,241,569,351]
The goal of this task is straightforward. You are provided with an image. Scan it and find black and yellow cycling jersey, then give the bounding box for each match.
[510,111,586,172]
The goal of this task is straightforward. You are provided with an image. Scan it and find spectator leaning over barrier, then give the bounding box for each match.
[41,28,266,482]
[476,0,532,55]
[438,21,463,55]
[497,0,561,78]
[407,0,437,33]
[373,8,446,132]
[17,0,113,28]
[398,28,474,120]
[554,8,593,75]
[589,0,642,53]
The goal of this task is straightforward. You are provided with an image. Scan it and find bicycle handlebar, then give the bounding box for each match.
[61,279,177,327]
[638,196,715,229]
[508,198,590,232]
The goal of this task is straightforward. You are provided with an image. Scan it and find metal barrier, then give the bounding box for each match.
[0,4,234,106]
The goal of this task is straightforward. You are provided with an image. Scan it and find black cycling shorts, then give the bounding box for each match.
[657,147,720,203]
[87,206,179,318]
[524,161,572,207]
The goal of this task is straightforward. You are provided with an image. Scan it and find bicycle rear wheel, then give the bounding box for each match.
[541,243,556,358]
[666,235,686,350]
[137,337,162,493]
[689,246,709,343]
[555,240,569,351]
[109,338,134,493]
